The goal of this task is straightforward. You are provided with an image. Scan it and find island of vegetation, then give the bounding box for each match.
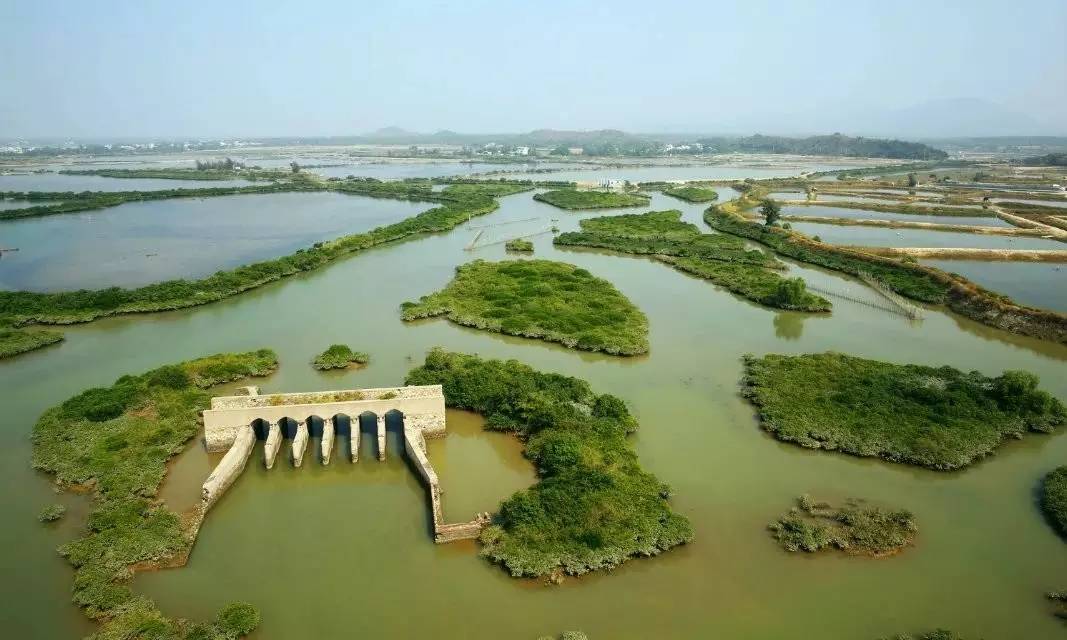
[769,494,916,556]
[504,238,534,252]
[662,184,719,203]
[1043,466,1067,539]
[400,259,649,355]
[405,349,692,578]
[32,349,278,638]
[312,344,369,370]
[38,503,66,522]
[0,326,63,358]
[742,353,1065,470]
[554,210,831,312]
[533,188,649,210]
[0,182,531,359]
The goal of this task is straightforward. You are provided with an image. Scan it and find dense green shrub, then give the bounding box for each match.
[505,238,534,252]
[533,189,649,210]
[38,503,66,522]
[1043,466,1067,538]
[402,260,649,355]
[769,495,916,555]
[313,344,370,370]
[742,352,1065,470]
[215,602,261,637]
[406,350,691,577]
[662,185,719,203]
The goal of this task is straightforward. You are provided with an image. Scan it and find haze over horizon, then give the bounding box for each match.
[2,0,1065,140]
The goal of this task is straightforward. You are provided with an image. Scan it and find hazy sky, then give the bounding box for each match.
[2,0,1065,139]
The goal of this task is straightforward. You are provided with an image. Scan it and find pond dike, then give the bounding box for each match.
[186,384,489,547]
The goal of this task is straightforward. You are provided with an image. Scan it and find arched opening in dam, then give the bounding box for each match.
[251,418,270,440]
[278,417,299,439]
[331,413,353,437]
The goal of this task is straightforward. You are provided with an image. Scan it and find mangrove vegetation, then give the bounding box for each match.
[32,349,277,638]
[401,259,649,355]
[769,495,916,556]
[505,238,535,252]
[662,184,719,203]
[533,189,649,210]
[554,211,831,312]
[405,349,692,578]
[1043,466,1067,539]
[741,352,1065,470]
[312,344,370,370]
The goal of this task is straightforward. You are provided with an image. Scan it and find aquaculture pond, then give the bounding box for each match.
[0,191,427,291]
[779,204,1013,227]
[0,172,254,192]
[787,221,1067,250]
[921,259,1067,314]
[3,189,1067,640]
[992,197,1067,209]
[311,161,512,180]
[486,162,855,183]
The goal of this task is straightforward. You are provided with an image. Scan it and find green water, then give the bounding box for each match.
[2,191,1067,639]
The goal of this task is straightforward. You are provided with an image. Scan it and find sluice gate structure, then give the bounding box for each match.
[195,384,489,545]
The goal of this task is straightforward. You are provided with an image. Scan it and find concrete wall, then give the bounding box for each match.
[202,384,446,451]
[201,427,255,511]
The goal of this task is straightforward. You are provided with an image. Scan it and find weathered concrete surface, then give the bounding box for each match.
[377,415,387,461]
[264,422,281,469]
[203,384,446,452]
[321,418,335,465]
[292,421,308,467]
[403,425,490,543]
[350,421,360,462]
[201,427,255,511]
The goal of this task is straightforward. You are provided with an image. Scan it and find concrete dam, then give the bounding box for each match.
[195,384,490,544]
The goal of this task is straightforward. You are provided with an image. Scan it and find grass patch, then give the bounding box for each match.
[401,259,649,355]
[533,189,649,210]
[1042,466,1067,539]
[32,350,277,631]
[405,349,692,578]
[663,185,719,203]
[742,352,1064,470]
[0,327,63,357]
[555,211,830,312]
[505,238,535,252]
[769,495,916,555]
[312,344,369,370]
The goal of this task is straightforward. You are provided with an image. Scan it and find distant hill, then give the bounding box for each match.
[696,134,947,160]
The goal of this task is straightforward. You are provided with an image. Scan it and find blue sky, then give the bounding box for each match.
[2,0,1064,138]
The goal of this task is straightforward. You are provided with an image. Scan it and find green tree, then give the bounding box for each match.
[760,199,781,226]
[907,173,919,187]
